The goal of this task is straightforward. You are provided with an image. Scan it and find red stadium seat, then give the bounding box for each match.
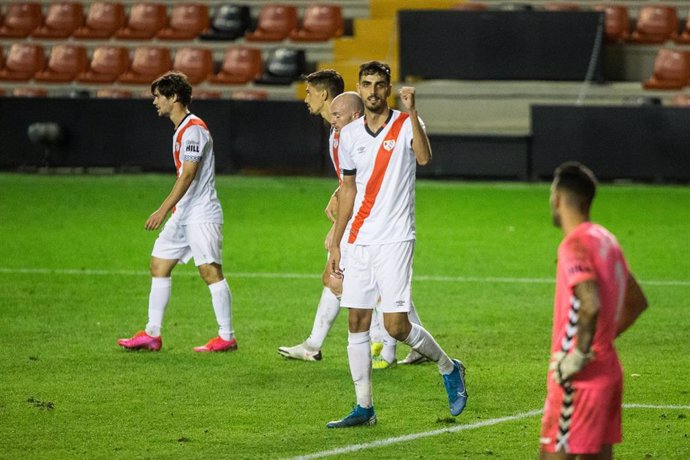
[172,47,213,84]
[643,49,690,90]
[73,2,126,39]
[194,90,222,100]
[13,87,49,97]
[157,3,209,40]
[0,43,46,81]
[0,2,43,38]
[118,47,171,84]
[543,3,580,11]
[32,2,84,39]
[231,89,268,100]
[629,6,678,44]
[453,2,488,11]
[594,5,630,43]
[674,9,690,44]
[115,3,167,40]
[96,88,133,98]
[210,46,262,84]
[35,44,88,82]
[245,4,298,42]
[76,46,130,83]
[290,4,343,42]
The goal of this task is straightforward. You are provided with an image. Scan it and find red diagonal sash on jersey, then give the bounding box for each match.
[172,117,208,213]
[331,130,342,186]
[348,112,409,244]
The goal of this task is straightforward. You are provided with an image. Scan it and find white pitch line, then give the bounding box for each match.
[0,267,689,287]
[286,404,690,460]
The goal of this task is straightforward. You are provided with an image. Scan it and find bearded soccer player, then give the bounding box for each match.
[118,71,236,352]
[325,61,468,427]
[540,162,648,459]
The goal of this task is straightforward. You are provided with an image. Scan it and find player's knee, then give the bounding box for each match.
[198,263,223,285]
[384,315,412,341]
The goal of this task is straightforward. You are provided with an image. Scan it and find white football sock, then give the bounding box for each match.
[348,330,373,408]
[403,323,455,375]
[408,300,424,327]
[209,279,234,341]
[145,277,171,337]
[305,287,341,350]
[370,305,383,343]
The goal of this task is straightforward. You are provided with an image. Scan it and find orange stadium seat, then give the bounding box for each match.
[200,4,251,41]
[13,87,49,97]
[245,4,298,42]
[32,2,84,39]
[643,48,690,90]
[0,43,46,81]
[629,6,678,44]
[674,9,690,44]
[254,47,305,85]
[0,2,43,38]
[96,88,133,98]
[115,3,167,40]
[290,4,343,42]
[157,3,209,40]
[77,46,130,83]
[35,44,88,82]
[73,2,126,39]
[594,5,630,43]
[210,46,262,84]
[172,47,213,84]
[118,47,171,84]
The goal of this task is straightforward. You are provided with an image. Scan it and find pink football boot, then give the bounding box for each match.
[193,336,238,352]
[117,331,162,351]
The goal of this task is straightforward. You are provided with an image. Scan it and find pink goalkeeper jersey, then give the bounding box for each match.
[551,222,629,389]
[338,110,418,245]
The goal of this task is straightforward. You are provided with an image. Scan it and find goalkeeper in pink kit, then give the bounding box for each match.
[540,162,649,459]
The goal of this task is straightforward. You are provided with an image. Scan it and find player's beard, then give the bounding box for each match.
[365,97,385,113]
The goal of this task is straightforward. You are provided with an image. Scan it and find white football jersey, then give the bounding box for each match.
[328,127,342,185]
[170,114,223,225]
[338,110,420,245]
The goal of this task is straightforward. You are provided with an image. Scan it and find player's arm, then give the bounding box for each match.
[328,174,355,277]
[616,273,648,337]
[551,280,599,384]
[399,86,431,166]
[145,160,199,230]
[325,186,340,222]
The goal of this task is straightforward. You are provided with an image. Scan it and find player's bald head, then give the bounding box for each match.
[331,91,364,114]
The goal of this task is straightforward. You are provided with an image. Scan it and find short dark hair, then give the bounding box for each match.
[358,61,391,85]
[553,161,598,213]
[304,69,344,100]
[151,71,192,107]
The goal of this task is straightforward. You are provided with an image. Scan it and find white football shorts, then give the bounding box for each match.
[341,240,414,313]
[152,220,223,266]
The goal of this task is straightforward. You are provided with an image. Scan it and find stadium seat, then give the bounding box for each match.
[254,48,305,85]
[32,2,84,39]
[0,43,46,81]
[172,47,213,84]
[231,89,268,100]
[12,87,49,97]
[543,3,580,11]
[594,5,630,43]
[643,49,690,90]
[157,3,209,40]
[115,3,167,40]
[117,47,171,84]
[453,2,488,11]
[72,2,126,39]
[199,4,251,41]
[96,88,133,98]
[245,4,298,42]
[0,2,43,38]
[194,90,222,99]
[629,6,678,44]
[35,44,87,82]
[210,46,262,84]
[76,46,129,83]
[674,9,690,44]
[289,4,343,42]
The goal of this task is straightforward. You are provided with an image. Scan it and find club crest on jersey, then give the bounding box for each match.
[383,140,396,151]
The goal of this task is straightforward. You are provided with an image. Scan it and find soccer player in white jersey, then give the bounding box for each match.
[325,61,468,427]
[118,71,236,353]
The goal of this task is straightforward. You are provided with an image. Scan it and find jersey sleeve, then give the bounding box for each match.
[559,235,597,288]
[338,125,356,173]
[405,114,425,149]
[181,125,206,163]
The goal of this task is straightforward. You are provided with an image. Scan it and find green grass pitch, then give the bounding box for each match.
[0,173,688,459]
